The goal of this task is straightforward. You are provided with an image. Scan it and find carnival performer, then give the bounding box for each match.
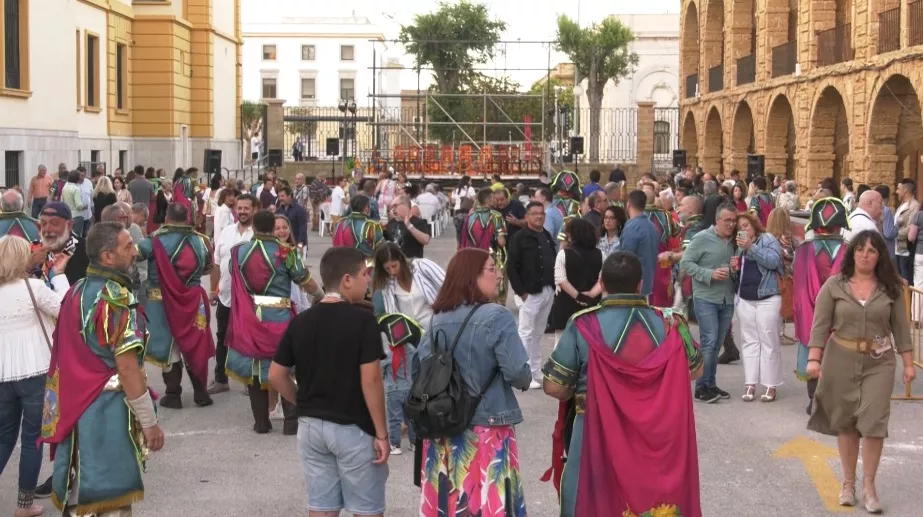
[549,170,582,240]
[460,187,508,302]
[41,221,165,516]
[332,194,385,258]
[0,190,41,243]
[226,210,313,434]
[136,203,216,410]
[793,197,849,415]
[643,187,681,307]
[542,251,703,517]
[171,167,200,226]
[748,176,775,227]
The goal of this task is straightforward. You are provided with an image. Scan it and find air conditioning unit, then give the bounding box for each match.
[795,63,802,76]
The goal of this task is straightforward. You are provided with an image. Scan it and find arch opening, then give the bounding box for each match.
[730,101,755,173]
[703,0,725,92]
[681,111,699,169]
[765,95,797,180]
[704,107,724,175]
[808,86,850,185]
[868,74,923,195]
[682,3,701,97]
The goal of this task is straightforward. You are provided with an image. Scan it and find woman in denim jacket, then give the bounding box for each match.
[412,248,531,517]
[732,212,785,403]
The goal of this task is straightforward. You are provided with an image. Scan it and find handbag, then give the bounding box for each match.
[778,272,794,320]
[24,278,53,351]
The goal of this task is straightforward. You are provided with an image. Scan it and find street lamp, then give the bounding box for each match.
[572,84,583,139]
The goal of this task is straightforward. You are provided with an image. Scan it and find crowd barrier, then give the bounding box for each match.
[897,285,923,400]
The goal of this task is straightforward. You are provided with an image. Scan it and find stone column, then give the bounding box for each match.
[264,99,285,156]
[636,101,656,172]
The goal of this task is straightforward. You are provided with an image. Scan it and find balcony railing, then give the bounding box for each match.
[816,23,854,67]
[736,54,756,86]
[878,8,901,54]
[771,41,797,77]
[708,64,724,93]
[911,0,923,46]
[685,73,698,98]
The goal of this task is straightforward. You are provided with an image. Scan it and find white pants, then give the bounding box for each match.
[912,255,923,319]
[735,296,783,388]
[517,286,555,382]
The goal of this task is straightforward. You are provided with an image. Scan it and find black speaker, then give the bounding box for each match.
[672,149,687,169]
[339,126,356,140]
[746,154,765,182]
[203,149,222,174]
[570,136,584,155]
[267,148,283,167]
[325,138,340,156]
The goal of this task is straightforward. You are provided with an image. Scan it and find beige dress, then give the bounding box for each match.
[807,276,912,438]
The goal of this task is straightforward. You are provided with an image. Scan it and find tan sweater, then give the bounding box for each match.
[809,275,912,353]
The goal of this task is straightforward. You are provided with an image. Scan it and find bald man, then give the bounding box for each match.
[0,189,41,243]
[844,189,883,242]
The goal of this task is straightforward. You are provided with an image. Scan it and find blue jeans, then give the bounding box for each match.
[30,198,47,219]
[386,389,414,448]
[0,375,46,492]
[693,298,735,390]
[897,254,914,284]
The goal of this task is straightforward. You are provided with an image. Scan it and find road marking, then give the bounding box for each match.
[773,436,853,513]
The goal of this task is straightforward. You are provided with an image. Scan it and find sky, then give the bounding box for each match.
[251,1,681,89]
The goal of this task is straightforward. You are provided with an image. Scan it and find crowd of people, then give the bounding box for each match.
[0,161,918,517]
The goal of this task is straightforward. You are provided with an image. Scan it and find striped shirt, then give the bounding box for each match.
[380,257,445,316]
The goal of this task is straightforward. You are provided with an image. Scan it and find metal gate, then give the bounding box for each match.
[652,107,680,175]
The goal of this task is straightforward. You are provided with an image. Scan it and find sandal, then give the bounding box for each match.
[742,385,756,402]
[864,487,882,514]
[839,480,856,507]
[760,387,777,402]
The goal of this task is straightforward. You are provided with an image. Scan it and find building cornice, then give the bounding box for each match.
[241,32,385,40]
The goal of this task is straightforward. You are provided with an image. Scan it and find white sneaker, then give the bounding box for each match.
[407,442,415,452]
[390,445,402,455]
[269,405,284,420]
[529,380,542,390]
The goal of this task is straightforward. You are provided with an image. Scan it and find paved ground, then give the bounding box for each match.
[4,228,923,516]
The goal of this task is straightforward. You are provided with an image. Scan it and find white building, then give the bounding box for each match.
[241,7,401,109]
[0,0,242,192]
[571,13,680,164]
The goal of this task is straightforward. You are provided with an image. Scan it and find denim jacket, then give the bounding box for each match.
[412,303,531,427]
[739,232,784,298]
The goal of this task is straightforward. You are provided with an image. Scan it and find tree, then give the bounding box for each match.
[240,100,265,156]
[399,1,506,94]
[555,15,639,162]
[528,77,574,140]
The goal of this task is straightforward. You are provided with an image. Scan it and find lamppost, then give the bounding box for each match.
[572,84,584,164]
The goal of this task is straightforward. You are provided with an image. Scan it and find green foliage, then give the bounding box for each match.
[554,15,639,161]
[528,78,574,139]
[240,100,264,137]
[398,1,506,93]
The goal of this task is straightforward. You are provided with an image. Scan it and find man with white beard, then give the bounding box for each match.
[30,202,89,287]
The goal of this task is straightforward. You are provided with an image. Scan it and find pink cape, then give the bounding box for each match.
[173,178,195,225]
[574,313,702,517]
[151,238,215,384]
[459,213,494,250]
[792,242,844,344]
[226,250,292,360]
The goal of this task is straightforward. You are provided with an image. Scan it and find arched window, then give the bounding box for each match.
[654,121,672,154]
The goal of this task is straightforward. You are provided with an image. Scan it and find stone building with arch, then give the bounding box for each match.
[679,0,923,193]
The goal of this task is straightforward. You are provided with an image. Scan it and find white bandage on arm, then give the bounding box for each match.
[126,391,158,429]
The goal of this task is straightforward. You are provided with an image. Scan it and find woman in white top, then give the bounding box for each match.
[213,188,237,239]
[598,205,627,259]
[0,236,71,517]
[371,242,445,331]
[451,175,477,215]
[202,174,224,238]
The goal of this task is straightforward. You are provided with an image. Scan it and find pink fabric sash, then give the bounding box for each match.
[173,178,194,225]
[792,243,843,344]
[226,250,292,360]
[151,238,215,384]
[574,314,702,517]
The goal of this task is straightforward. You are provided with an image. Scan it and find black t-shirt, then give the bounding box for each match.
[273,302,386,436]
[386,217,430,258]
[499,199,527,239]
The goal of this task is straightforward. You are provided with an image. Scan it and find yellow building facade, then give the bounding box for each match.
[0,0,242,188]
[679,0,923,191]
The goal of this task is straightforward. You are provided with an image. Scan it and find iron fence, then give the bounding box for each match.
[771,41,797,78]
[878,8,901,54]
[653,108,680,174]
[816,23,854,67]
[708,64,724,93]
[736,54,756,86]
[911,0,923,46]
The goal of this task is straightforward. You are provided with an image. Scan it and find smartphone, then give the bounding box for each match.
[737,230,748,241]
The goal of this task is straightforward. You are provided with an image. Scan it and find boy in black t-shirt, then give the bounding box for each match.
[270,247,390,516]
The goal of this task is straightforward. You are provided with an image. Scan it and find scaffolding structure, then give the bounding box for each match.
[366,39,560,176]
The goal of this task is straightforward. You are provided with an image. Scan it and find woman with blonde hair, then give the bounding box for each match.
[732,211,785,402]
[0,235,71,517]
[766,207,797,340]
[92,176,117,223]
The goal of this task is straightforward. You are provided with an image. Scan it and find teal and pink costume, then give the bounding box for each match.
[550,170,582,240]
[644,204,680,307]
[749,191,775,226]
[0,211,41,243]
[41,265,150,515]
[542,295,703,517]
[332,212,384,257]
[172,173,199,226]
[460,205,508,301]
[137,224,215,405]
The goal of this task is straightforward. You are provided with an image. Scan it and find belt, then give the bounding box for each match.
[253,295,291,308]
[833,334,885,354]
[103,370,148,392]
[574,393,586,414]
[147,287,162,301]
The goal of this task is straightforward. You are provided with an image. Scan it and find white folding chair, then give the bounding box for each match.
[319,203,332,237]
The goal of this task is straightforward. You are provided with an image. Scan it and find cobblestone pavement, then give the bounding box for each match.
[3,230,923,516]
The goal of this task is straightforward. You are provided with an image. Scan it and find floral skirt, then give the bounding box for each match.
[419,425,526,517]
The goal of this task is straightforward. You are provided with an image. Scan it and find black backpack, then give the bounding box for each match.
[404,304,499,439]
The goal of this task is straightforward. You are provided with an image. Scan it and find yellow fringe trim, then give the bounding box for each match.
[144,355,170,369]
[226,368,271,390]
[53,489,144,515]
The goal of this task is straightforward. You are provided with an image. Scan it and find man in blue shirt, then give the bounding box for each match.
[617,190,659,297]
[535,187,563,252]
[581,169,603,199]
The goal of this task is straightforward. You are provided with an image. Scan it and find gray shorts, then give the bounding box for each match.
[297,417,389,515]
